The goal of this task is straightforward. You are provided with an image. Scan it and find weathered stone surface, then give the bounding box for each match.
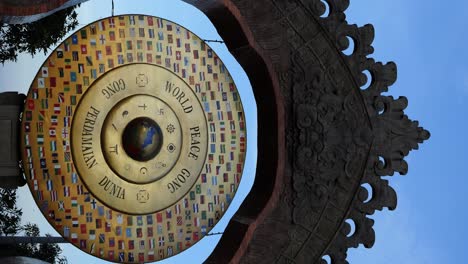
[181,0,429,263]
[0,0,430,262]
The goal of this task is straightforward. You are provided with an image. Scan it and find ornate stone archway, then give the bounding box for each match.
[0,0,429,263]
[181,0,429,263]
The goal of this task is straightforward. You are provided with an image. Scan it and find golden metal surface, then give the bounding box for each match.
[72,64,208,214]
[20,15,247,263]
[102,94,182,183]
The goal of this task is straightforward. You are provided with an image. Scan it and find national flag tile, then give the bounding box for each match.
[71,233,78,243]
[63,186,70,197]
[37,135,44,145]
[77,205,84,215]
[53,104,61,114]
[50,141,57,151]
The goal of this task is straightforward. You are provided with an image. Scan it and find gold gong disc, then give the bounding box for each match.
[20,15,246,263]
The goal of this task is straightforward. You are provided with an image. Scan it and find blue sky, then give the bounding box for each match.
[346,0,467,263]
[0,0,464,263]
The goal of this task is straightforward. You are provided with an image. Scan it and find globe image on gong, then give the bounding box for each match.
[122,117,163,162]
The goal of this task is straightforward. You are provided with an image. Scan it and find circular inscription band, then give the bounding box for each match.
[72,64,208,214]
[102,94,183,183]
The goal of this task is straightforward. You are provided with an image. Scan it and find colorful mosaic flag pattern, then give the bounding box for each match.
[21,15,246,262]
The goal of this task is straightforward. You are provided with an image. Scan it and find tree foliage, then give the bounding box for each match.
[15,223,67,264]
[0,188,67,263]
[0,188,22,236]
[0,5,80,64]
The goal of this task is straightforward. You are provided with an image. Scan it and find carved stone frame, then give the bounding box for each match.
[181,0,429,263]
[0,0,429,262]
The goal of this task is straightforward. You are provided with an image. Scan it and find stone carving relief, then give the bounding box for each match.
[180,0,430,263]
[0,0,429,262]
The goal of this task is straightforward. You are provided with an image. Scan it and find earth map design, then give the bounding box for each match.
[122,117,162,161]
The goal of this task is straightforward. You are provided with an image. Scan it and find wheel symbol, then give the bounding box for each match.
[166,124,175,134]
[167,143,176,153]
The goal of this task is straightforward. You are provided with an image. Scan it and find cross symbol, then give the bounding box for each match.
[99,34,106,44]
[90,199,97,209]
[58,201,65,211]
[139,104,147,110]
[62,129,69,138]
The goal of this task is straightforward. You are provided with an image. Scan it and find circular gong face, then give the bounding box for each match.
[20,15,246,263]
[71,64,208,214]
